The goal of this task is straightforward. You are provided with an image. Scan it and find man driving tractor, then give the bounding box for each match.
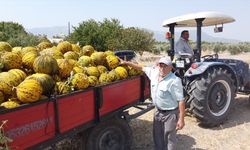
[175,30,194,58]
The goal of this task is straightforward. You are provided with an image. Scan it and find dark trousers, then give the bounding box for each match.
[153,109,178,150]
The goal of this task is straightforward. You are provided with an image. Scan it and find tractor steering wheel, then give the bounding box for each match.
[201,54,218,60]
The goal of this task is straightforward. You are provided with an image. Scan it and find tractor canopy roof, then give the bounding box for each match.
[162,11,235,27]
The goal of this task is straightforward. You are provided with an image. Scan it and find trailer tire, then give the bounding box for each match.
[85,118,132,150]
[78,130,90,150]
[188,66,235,127]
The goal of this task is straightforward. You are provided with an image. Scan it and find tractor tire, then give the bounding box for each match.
[84,118,132,150]
[188,67,236,127]
[184,77,196,109]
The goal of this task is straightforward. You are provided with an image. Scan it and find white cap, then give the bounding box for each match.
[158,57,173,67]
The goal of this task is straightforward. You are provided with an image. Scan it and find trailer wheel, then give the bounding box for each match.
[188,67,236,127]
[85,118,132,150]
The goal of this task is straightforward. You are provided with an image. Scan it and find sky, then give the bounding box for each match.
[1,0,250,41]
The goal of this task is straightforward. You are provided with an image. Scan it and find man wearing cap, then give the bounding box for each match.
[120,57,185,150]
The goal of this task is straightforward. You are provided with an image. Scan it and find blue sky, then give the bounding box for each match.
[1,0,250,41]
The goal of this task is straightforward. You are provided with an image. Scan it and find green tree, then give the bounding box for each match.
[0,22,44,47]
[99,19,123,50]
[67,18,122,51]
[0,22,27,40]
[213,44,222,53]
[67,19,156,53]
[8,34,42,47]
[154,41,170,52]
[118,27,156,55]
[67,19,99,48]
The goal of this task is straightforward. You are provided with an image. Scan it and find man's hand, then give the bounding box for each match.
[118,58,127,65]
[118,58,143,71]
[176,118,185,130]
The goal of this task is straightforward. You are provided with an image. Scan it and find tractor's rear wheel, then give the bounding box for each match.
[188,67,236,127]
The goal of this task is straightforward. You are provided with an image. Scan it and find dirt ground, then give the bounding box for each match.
[129,52,250,150]
[130,95,250,150]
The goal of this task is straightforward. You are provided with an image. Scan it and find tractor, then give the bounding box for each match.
[163,11,250,127]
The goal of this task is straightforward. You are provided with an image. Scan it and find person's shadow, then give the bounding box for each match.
[177,134,205,150]
[130,119,205,150]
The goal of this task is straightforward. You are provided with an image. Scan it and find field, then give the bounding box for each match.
[129,52,250,150]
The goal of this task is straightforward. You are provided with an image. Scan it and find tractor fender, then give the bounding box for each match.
[184,62,238,88]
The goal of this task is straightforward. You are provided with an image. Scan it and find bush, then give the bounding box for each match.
[0,22,46,47]
[0,120,12,150]
[66,19,156,53]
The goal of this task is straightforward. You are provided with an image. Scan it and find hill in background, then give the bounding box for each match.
[27,26,69,38]
[152,30,240,43]
[27,26,240,43]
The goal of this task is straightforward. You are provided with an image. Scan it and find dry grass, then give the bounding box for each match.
[219,52,250,64]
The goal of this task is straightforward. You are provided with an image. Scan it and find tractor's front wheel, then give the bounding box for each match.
[188,67,236,127]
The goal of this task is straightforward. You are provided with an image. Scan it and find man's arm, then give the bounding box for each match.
[176,100,185,130]
[170,78,185,130]
[119,59,143,71]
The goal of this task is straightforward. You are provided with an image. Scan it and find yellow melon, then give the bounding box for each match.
[71,44,81,53]
[57,59,74,78]
[71,73,89,90]
[88,76,99,86]
[64,51,79,60]
[22,51,39,69]
[106,55,119,70]
[0,91,5,103]
[78,56,94,67]
[56,82,72,95]
[86,66,100,77]
[16,79,43,103]
[80,45,95,56]
[25,73,55,95]
[57,41,72,54]
[0,42,12,52]
[37,41,53,50]
[114,66,128,79]
[21,47,37,57]
[2,52,22,70]
[1,100,20,109]
[97,65,108,74]
[99,73,112,84]
[91,52,107,66]
[33,55,59,75]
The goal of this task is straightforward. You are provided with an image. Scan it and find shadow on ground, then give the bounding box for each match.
[177,134,205,150]
[130,119,203,150]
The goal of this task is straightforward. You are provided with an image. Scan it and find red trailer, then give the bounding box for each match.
[0,75,152,150]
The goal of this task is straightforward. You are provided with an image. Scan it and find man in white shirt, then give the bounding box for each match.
[175,30,194,57]
[120,57,185,150]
